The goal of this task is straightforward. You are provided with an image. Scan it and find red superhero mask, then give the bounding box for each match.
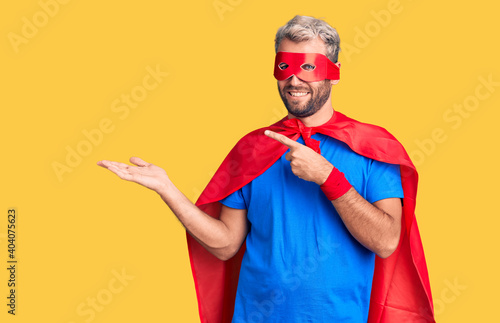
[273,52,340,82]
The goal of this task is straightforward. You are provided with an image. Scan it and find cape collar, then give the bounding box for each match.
[270,111,339,154]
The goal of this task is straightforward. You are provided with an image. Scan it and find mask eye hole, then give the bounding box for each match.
[278,63,289,70]
[301,63,316,71]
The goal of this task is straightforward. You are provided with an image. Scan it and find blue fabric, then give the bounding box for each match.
[220,133,404,323]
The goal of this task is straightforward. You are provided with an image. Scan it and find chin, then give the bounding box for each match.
[285,104,320,118]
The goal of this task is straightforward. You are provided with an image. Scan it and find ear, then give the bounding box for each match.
[330,62,341,85]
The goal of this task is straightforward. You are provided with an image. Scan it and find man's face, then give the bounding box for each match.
[276,37,339,118]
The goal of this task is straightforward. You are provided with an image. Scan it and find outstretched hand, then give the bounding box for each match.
[97,157,170,193]
[264,130,334,185]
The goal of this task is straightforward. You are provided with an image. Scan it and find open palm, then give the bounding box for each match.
[97,157,170,193]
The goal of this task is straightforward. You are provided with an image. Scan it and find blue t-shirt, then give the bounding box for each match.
[220,133,404,323]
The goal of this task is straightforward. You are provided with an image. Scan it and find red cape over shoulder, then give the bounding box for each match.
[188,111,435,323]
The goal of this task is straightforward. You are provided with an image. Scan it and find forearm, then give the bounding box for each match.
[331,187,401,258]
[156,181,235,259]
[97,157,241,260]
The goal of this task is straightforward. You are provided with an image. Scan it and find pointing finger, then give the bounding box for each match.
[264,130,301,149]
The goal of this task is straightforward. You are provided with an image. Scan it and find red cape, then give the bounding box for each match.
[188,111,435,322]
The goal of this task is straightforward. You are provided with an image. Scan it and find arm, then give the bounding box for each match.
[331,190,401,258]
[97,157,248,261]
[264,130,401,258]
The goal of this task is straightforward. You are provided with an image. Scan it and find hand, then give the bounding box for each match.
[264,130,334,185]
[97,157,170,193]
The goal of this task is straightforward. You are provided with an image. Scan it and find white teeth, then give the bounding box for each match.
[290,92,308,97]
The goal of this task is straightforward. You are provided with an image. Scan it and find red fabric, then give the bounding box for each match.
[320,167,353,200]
[188,111,435,323]
[274,52,340,82]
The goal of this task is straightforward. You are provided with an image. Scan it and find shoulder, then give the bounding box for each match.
[334,112,399,141]
[327,112,415,168]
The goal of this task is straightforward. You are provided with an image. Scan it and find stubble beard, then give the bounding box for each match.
[279,80,332,118]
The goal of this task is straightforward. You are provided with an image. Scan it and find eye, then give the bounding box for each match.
[278,63,289,70]
[301,63,316,71]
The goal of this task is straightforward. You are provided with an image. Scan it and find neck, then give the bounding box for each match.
[287,100,335,127]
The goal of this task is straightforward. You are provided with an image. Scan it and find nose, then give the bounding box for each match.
[289,74,303,86]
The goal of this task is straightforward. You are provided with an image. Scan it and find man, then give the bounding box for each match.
[98,15,434,323]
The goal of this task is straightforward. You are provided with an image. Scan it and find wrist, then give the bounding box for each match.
[320,167,352,200]
[317,164,334,185]
[155,176,174,197]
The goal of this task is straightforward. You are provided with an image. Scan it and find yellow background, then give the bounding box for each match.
[1,0,498,322]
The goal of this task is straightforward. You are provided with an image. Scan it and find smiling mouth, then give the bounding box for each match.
[288,91,309,97]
